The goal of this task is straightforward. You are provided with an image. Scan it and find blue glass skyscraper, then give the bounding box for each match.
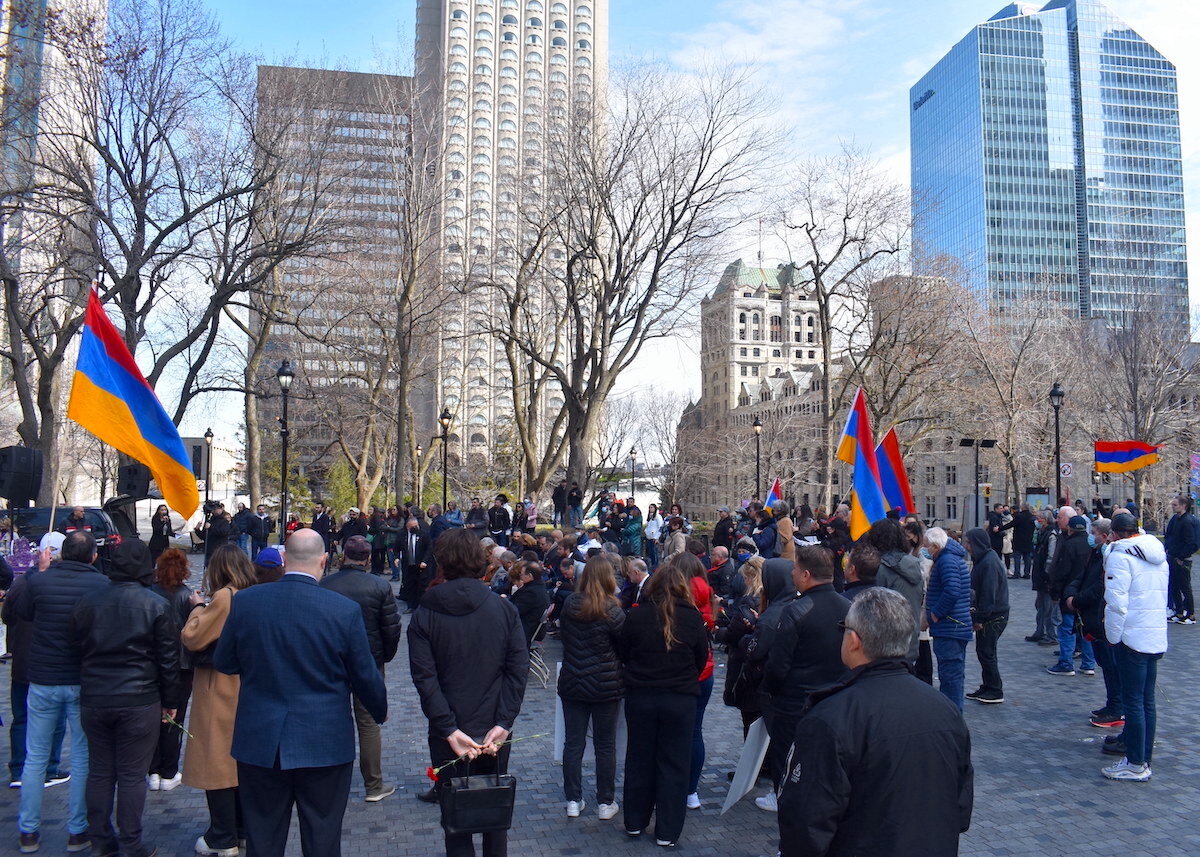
[911,0,1188,324]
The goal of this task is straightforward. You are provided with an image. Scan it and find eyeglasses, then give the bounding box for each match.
[836,620,857,635]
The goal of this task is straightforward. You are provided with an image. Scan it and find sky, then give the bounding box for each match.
[190,0,1200,428]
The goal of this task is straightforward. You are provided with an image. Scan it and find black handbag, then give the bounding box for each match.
[438,759,517,836]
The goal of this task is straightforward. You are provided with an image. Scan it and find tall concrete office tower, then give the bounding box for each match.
[910,0,1188,325]
[415,0,607,464]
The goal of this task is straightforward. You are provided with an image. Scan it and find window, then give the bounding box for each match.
[739,347,747,356]
[553,19,567,29]
[925,465,936,485]
[477,11,494,21]
[451,26,468,37]
[451,9,467,19]
[475,63,492,76]
[740,366,747,376]
[552,36,567,46]
[945,496,958,520]
[576,22,591,32]
[528,16,542,26]
[925,497,937,521]
[752,347,760,357]
[945,465,957,486]
[527,34,542,45]
[502,14,518,24]
[476,29,493,40]
[475,45,493,57]
[751,366,759,376]
[576,39,590,49]
[503,31,516,41]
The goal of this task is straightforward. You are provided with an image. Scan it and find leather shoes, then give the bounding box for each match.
[418,786,438,803]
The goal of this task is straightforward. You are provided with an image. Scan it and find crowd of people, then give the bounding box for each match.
[0,484,1189,857]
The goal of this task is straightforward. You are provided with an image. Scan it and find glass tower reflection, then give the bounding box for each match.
[911,0,1188,326]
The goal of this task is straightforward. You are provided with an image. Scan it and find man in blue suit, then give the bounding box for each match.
[214,528,387,857]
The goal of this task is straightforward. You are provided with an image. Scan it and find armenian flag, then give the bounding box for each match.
[836,388,889,539]
[1094,441,1161,474]
[67,289,199,516]
[875,427,916,517]
[765,478,783,508]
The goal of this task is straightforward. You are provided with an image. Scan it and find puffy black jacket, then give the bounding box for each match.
[779,659,973,857]
[745,559,797,678]
[1065,547,1106,639]
[11,560,110,685]
[320,564,401,667]
[152,583,199,669]
[1049,530,1090,599]
[408,578,529,739]
[509,583,551,645]
[715,591,761,711]
[2,571,34,684]
[965,528,1009,620]
[68,561,181,709]
[876,550,924,663]
[557,591,624,703]
[712,516,736,550]
[764,583,850,715]
[246,514,275,543]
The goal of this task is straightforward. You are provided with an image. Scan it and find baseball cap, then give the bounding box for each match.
[348,506,361,515]
[254,547,283,568]
[343,535,371,561]
[1068,515,1089,532]
[39,531,66,558]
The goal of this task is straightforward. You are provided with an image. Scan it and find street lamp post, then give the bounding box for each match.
[414,444,423,505]
[629,447,637,501]
[753,417,763,501]
[277,360,295,537]
[1049,382,1065,504]
[958,437,996,527]
[203,428,213,504]
[439,407,453,510]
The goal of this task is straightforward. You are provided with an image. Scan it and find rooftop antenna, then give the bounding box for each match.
[756,217,763,265]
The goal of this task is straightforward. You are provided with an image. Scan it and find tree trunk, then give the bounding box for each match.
[244,386,262,508]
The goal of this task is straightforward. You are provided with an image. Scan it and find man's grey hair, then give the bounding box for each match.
[1091,517,1111,536]
[499,550,517,563]
[602,541,620,555]
[846,588,916,660]
[427,504,442,517]
[624,557,647,578]
[923,526,949,550]
[1039,509,1055,524]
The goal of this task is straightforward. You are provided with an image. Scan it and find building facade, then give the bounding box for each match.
[414,0,607,462]
[911,0,1188,325]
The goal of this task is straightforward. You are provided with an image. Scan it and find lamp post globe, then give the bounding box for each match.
[439,408,453,509]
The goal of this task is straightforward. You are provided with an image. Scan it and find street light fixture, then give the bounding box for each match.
[277,360,295,536]
[958,437,997,527]
[753,416,763,501]
[629,446,637,501]
[415,444,423,505]
[1049,381,1065,504]
[203,428,213,503]
[439,407,453,510]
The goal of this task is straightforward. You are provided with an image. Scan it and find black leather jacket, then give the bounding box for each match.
[69,566,181,709]
[152,583,198,669]
[319,564,401,667]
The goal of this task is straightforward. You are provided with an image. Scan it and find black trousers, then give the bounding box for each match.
[622,689,695,844]
[1169,556,1194,618]
[237,757,353,857]
[81,702,160,857]
[429,736,511,857]
[763,705,802,792]
[205,787,243,850]
[401,565,422,609]
[915,639,934,685]
[149,669,193,778]
[975,614,1009,693]
[561,698,620,804]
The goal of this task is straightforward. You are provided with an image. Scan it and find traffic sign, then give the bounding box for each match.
[1060,463,1073,478]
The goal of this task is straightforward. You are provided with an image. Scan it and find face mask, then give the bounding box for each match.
[919,547,932,561]
[1087,534,1097,548]
[736,552,751,562]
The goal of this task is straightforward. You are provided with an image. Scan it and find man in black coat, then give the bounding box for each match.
[712,506,736,552]
[335,508,369,554]
[246,505,275,556]
[311,503,333,553]
[214,529,386,857]
[762,546,849,804]
[69,539,181,857]
[408,528,528,857]
[551,481,568,527]
[10,531,112,852]
[1063,519,1123,727]
[778,587,973,857]
[567,482,584,528]
[509,564,551,646]
[986,503,1006,556]
[487,495,512,547]
[1003,503,1037,579]
[397,516,430,609]
[964,528,1009,704]
[1047,513,1095,676]
[320,536,401,803]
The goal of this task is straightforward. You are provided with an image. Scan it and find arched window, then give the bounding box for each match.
[738,312,747,323]
[476,29,492,40]
[525,85,542,98]
[499,136,517,148]
[550,70,567,82]
[470,433,487,445]
[472,189,490,201]
[476,11,493,21]
[474,63,492,76]
[499,118,517,130]
[449,61,468,73]
[807,316,815,326]
[499,83,517,94]
[451,9,466,19]
[475,45,493,57]
[500,100,517,113]
[473,116,492,128]
[551,36,566,46]
[500,48,518,59]
[575,72,591,85]
[472,170,489,182]
[502,13,518,24]
[752,313,760,324]
[474,97,492,111]
[498,154,516,167]
[526,51,542,62]
[449,169,464,180]
[576,39,590,49]
[447,205,465,219]
[448,115,465,127]
[551,53,567,65]
[449,79,467,90]
[574,56,590,67]
[528,16,542,27]
[553,19,567,29]
[448,188,464,199]
[449,132,466,144]
[528,0,543,9]
[525,68,542,80]
[448,96,466,109]
[551,1,567,11]
[576,4,591,15]
[473,81,492,93]
[527,34,542,45]
[451,26,468,37]
[502,31,516,41]
[473,134,491,147]
[450,44,468,56]
[500,65,517,78]
[576,22,591,33]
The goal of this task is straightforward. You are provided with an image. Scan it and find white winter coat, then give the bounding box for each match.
[1104,533,1169,654]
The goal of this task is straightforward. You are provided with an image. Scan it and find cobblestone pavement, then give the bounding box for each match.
[3,556,1199,856]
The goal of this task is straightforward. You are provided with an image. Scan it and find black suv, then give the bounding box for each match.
[7,501,139,566]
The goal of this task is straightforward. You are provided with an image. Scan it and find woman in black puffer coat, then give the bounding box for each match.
[557,555,625,819]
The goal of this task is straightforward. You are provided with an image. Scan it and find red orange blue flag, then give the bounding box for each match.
[836,388,889,539]
[67,289,199,516]
[875,427,916,517]
[765,478,783,508]
[1094,441,1161,474]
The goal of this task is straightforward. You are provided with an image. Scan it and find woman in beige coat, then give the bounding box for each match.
[183,544,258,857]
[774,501,795,561]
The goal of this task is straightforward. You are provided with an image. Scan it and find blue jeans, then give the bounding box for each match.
[238,533,251,556]
[931,636,968,713]
[1115,643,1162,765]
[688,675,714,794]
[9,680,66,781]
[1092,641,1123,716]
[569,506,583,528]
[1055,612,1095,670]
[646,540,659,570]
[19,684,89,835]
[1012,551,1032,577]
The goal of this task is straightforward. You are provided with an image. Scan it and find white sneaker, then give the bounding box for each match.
[686,792,701,809]
[1101,757,1151,781]
[159,773,182,791]
[598,802,619,820]
[755,791,778,812]
[566,800,585,818]
[146,774,160,791]
[194,836,239,857]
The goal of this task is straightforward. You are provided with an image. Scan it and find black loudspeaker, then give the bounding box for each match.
[0,445,44,505]
[117,462,152,498]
